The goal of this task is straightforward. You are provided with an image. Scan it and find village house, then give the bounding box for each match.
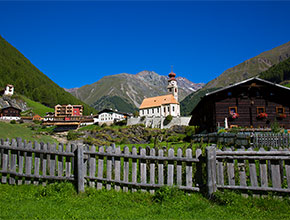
[139,70,180,117]
[0,106,21,121]
[54,104,83,117]
[189,77,290,132]
[95,109,130,125]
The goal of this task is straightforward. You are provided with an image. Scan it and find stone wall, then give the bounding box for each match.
[127,116,191,128]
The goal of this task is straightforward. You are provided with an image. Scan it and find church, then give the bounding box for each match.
[139,70,180,117]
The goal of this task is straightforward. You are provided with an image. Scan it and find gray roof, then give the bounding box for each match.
[205,77,290,97]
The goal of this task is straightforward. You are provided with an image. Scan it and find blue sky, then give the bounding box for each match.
[0,1,290,88]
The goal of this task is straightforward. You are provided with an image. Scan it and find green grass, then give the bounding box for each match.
[20,95,54,117]
[0,183,290,219]
[0,121,56,143]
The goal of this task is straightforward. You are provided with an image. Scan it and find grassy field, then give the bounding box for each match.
[0,121,56,143]
[0,183,290,219]
[20,95,54,117]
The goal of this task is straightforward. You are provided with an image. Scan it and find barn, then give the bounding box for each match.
[189,77,290,132]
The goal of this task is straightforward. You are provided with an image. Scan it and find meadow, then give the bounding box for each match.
[0,121,56,143]
[0,183,290,219]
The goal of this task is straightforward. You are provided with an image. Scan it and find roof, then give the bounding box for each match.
[1,106,22,111]
[139,94,179,109]
[98,108,131,116]
[205,77,290,97]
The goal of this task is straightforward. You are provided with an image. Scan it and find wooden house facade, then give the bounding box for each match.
[189,78,290,132]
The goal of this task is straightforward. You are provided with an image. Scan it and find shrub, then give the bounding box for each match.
[184,126,196,142]
[163,115,173,126]
[140,116,146,122]
[67,131,82,141]
[10,120,16,124]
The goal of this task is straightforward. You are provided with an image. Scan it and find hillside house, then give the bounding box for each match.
[33,114,42,121]
[4,84,14,96]
[96,109,130,125]
[139,71,180,117]
[189,77,290,132]
[0,106,21,120]
[54,104,83,117]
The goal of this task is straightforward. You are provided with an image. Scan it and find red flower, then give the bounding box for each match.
[230,112,239,119]
[278,113,286,118]
[257,112,268,118]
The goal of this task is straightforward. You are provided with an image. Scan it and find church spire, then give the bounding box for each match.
[167,68,178,102]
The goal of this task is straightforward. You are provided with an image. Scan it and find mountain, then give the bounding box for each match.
[67,70,204,112]
[205,41,290,89]
[180,41,290,116]
[0,36,97,115]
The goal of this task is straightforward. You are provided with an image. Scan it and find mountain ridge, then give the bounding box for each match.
[66,70,204,112]
[180,41,290,116]
[0,35,97,115]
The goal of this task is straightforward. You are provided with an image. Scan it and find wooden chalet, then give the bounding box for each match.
[0,106,21,118]
[189,77,290,132]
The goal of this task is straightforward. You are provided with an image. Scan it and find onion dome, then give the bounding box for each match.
[168,71,176,81]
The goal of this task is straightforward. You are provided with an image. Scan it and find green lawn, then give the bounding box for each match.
[0,183,290,219]
[20,95,54,117]
[0,121,56,143]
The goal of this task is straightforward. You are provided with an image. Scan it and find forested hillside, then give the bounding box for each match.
[0,36,96,115]
[259,57,290,85]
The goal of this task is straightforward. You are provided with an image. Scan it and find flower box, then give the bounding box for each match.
[277,113,286,119]
[257,112,268,119]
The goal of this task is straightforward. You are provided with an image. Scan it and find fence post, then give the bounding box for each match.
[206,145,217,197]
[75,144,85,193]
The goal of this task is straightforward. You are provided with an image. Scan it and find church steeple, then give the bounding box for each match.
[167,68,178,102]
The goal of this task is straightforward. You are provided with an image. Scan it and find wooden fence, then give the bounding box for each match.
[192,132,290,148]
[209,145,290,195]
[1,138,290,197]
[0,138,203,194]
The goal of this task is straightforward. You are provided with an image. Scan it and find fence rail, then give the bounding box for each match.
[1,138,290,197]
[192,132,290,148]
[212,146,290,195]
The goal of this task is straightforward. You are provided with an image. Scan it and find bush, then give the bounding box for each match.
[140,116,146,122]
[184,126,196,142]
[10,120,16,124]
[163,115,173,126]
[67,131,82,141]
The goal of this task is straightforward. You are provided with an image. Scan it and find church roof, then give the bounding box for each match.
[139,94,179,109]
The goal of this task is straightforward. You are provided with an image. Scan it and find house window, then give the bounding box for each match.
[257,107,265,114]
[168,106,170,112]
[157,108,159,113]
[276,106,285,114]
[152,108,154,114]
[172,106,175,112]
[229,107,237,114]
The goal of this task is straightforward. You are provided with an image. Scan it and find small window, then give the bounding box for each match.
[168,106,170,112]
[173,106,175,112]
[229,107,237,114]
[257,107,265,114]
[276,106,285,114]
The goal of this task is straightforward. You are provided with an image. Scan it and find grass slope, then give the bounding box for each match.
[0,36,96,115]
[19,95,54,117]
[0,183,290,219]
[0,121,56,143]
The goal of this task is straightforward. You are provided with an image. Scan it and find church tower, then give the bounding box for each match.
[167,69,178,102]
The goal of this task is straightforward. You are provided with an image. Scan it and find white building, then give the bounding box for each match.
[96,109,129,125]
[4,84,14,96]
[139,70,180,117]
